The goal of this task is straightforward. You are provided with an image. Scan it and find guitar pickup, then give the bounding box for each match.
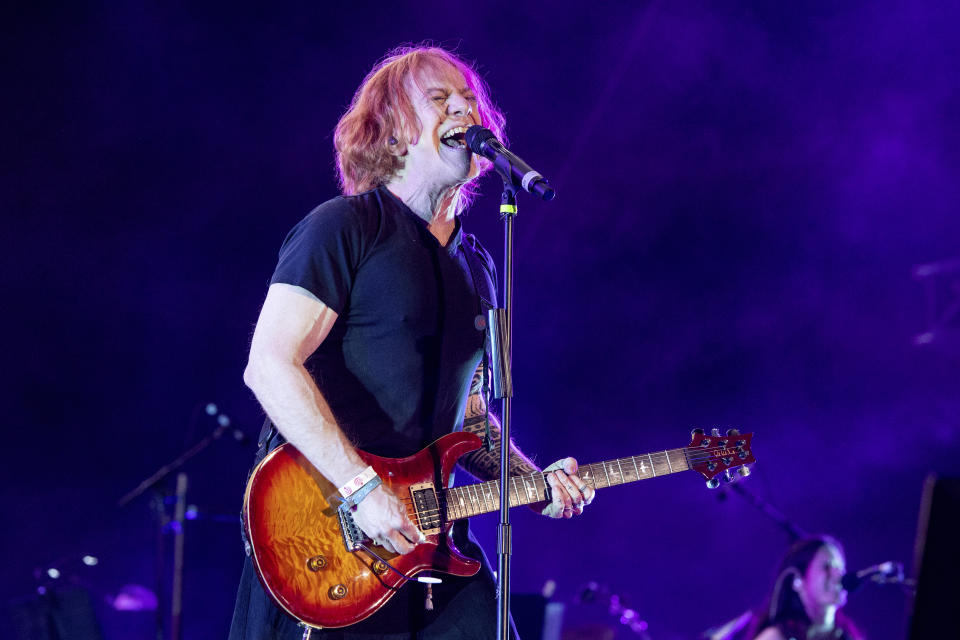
[409,483,442,534]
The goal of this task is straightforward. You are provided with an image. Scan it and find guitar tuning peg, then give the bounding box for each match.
[723,469,735,483]
[706,477,720,489]
[737,466,752,478]
[691,428,704,437]
[726,428,740,437]
[711,428,721,437]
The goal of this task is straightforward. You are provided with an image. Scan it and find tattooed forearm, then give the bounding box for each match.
[459,405,539,480]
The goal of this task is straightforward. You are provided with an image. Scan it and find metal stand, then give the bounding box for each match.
[118,414,242,640]
[718,480,808,541]
[488,180,518,640]
[169,473,188,640]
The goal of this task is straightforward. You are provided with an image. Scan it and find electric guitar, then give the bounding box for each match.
[243,428,756,629]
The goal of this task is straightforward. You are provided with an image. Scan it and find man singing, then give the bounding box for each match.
[230,45,594,640]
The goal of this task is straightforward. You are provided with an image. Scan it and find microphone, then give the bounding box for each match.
[840,561,904,592]
[465,126,555,201]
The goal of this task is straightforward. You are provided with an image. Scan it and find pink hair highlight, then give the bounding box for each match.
[334,44,506,214]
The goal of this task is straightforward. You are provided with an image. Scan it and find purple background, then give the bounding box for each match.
[4,1,959,638]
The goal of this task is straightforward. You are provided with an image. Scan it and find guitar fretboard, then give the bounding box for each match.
[441,447,690,520]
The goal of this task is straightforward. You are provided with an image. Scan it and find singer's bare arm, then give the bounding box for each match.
[458,363,596,518]
[243,283,423,554]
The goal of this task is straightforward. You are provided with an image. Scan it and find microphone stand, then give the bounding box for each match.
[487,178,518,640]
[117,419,238,640]
[719,479,809,541]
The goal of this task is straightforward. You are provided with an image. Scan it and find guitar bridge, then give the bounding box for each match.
[337,505,366,552]
[409,483,442,534]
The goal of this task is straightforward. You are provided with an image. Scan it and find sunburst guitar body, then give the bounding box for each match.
[243,429,755,629]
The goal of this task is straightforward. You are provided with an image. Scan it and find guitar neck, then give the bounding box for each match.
[443,447,691,521]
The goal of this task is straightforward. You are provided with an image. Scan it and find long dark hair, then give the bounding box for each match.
[748,536,863,640]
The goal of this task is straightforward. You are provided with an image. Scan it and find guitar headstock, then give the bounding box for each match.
[687,428,756,488]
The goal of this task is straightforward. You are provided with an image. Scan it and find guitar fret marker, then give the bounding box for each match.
[471,485,481,514]
[246,432,754,628]
[524,476,537,501]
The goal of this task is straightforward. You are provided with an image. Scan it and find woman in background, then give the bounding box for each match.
[750,536,864,640]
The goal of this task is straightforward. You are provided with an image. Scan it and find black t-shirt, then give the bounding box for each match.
[270,185,496,457]
[262,187,499,635]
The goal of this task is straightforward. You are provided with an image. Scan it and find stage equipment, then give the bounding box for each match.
[575,581,651,638]
[107,584,158,612]
[912,257,960,345]
[840,561,909,593]
[511,592,564,640]
[717,477,809,540]
[241,430,755,629]
[908,474,960,638]
[10,586,104,640]
[12,553,108,640]
[117,402,247,640]
[473,131,549,640]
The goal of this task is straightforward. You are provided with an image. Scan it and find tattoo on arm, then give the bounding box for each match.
[459,400,538,480]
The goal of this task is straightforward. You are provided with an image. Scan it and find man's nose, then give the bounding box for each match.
[447,93,472,116]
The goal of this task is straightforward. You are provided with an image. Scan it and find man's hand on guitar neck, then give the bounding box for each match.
[352,482,426,555]
[534,457,596,519]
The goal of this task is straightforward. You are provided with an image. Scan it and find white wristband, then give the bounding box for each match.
[338,465,378,498]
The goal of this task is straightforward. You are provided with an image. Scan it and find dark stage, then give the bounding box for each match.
[4,1,959,638]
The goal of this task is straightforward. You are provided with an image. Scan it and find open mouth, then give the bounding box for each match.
[440,126,468,149]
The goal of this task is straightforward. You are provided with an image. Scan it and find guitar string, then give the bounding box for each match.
[393,443,752,512]
[395,444,753,519]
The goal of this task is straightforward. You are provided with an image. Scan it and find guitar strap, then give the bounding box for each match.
[458,233,498,453]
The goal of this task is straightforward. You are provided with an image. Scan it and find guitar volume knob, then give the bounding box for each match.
[306,555,327,572]
[328,583,348,600]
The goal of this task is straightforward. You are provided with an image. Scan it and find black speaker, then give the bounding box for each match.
[9,587,104,640]
[908,474,960,638]
[512,593,564,640]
